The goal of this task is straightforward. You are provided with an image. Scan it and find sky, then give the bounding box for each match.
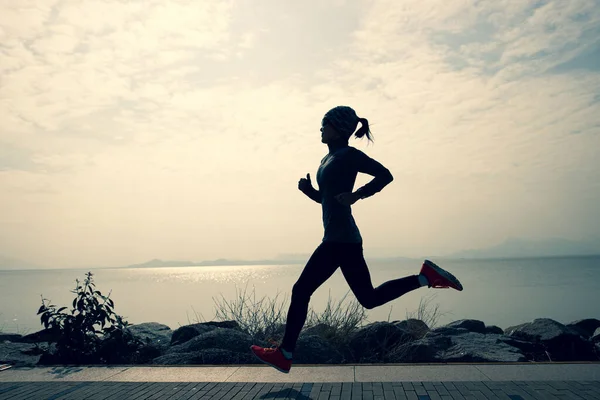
[1,0,599,268]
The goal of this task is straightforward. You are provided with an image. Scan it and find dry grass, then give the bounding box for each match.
[211,285,366,342]
[185,306,206,326]
[306,290,367,339]
[212,284,289,340]
[405,293,448,329]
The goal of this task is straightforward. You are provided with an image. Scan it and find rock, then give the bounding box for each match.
[19,329,61,344]
[444,319,487,334]
[0,334,23,343]
[485,325,504,335]
[265,323,286,339]
[567,319,600,339]
[153,352,199,365]
[349,322,414,362]
[393,319,429,339]
[429,327,470,336]
[128,322,172,349]
[200,321,241,331]
[389,333,451,363]
[0,342,42,367]
[592,328,600,343]
[171,324,218,346]
[505,322,527,334]
[294,335,343,364]
[439,333,527,363]
[302,323,334,338]
[391,331,527,363]
[195,349,257,365]
[507,318,595,361]
[496,336,547,361]
[349,322,413,362]
[168,328,252,354]
[170,321,241,345]
[154,349,256,365]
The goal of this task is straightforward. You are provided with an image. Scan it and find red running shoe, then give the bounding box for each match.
[250,345,292,373]
[420,260,463,291]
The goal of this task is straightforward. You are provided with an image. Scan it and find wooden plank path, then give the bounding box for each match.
[1,381,600,399]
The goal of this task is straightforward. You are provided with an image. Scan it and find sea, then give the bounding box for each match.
[1,256,599,335]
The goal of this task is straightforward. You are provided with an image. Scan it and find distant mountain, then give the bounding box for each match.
[123,257,305,269]
[0,255,43,270]
[125,259,197,268]
[448,237,600,259]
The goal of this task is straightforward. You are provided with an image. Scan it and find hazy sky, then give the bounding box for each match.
[1,0,599,268]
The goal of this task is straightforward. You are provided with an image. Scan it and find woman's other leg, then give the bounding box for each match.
[280,242,340,352]
[339,244,422,309]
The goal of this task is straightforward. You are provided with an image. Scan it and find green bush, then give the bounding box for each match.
[37,272,145,364]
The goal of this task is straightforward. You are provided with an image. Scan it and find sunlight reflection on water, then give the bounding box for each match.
[1,257,599,334]
[122,265,298,284]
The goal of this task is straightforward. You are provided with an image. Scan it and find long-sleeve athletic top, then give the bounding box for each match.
[304,144,394,243]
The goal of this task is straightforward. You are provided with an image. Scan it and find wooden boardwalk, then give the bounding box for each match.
[1,381,600,399]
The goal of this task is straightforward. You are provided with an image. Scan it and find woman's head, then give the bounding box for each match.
[320,106,373,144]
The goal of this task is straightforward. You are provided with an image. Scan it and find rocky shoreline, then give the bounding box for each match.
[2,318,599,367]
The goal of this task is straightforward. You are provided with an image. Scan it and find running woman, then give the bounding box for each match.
[251,106,463,373]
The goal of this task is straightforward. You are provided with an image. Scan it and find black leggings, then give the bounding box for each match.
[280,241,422,351]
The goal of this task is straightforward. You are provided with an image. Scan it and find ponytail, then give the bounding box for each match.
[354,117,373,142]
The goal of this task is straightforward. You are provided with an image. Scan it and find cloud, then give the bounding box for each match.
[1,0,599,265]
[0,142,39,172]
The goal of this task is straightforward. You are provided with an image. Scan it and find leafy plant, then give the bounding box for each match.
[37,272,144,364]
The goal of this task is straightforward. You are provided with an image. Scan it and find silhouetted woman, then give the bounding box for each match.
[251,106,463,373]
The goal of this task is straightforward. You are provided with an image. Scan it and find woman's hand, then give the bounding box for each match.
[298,173,313,193]
[335,192,360,206]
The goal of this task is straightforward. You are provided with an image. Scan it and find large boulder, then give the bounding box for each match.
[19,329,61,344]
[302,323,334,339]
[128,322,172,349]
[0,342,42,367]
[202,321,241,330]
[444,320,487,334]
[0,334,23,343]
[388,333,451,363]
[392,319,429,339]
[438,333,527,363]
[349,322,413,362]
[154,349,256,365]
[485,325,504,335]
[496,336,548,361]
[506,318,595,361]
[567,319,600,339]
[294,335,343,364]
[592,328,600,343]
[171,324,218,346]
[193,349,256,364]
[153,352,199,365]
[389,331,527,363]
[168,328,252,354]
[170,321,241,345]
[429,327,470,336]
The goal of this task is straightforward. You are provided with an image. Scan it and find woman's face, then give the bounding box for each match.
[320,124,341,144]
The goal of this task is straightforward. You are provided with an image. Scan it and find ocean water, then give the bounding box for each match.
[1,256,599,335]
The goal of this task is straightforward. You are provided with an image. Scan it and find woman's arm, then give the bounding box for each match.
[304,187,322,204]
[298,173,322,204]
[352,149,394,200]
